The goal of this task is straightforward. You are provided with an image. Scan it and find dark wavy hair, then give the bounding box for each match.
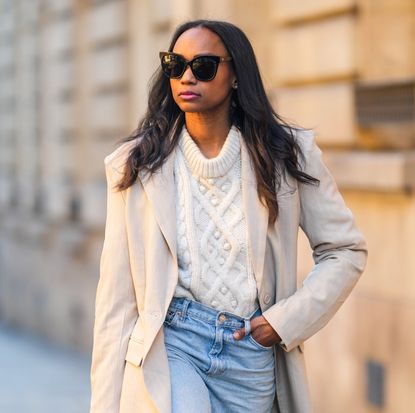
[115,19,319,223]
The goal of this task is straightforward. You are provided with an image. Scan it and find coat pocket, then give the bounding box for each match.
[125,336,144,367]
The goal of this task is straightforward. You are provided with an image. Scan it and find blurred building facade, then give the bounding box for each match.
[0,0,414,412]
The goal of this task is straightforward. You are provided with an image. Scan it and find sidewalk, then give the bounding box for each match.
[0,321,91,413]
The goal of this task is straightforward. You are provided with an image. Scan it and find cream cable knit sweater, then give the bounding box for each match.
[173,125,259,317]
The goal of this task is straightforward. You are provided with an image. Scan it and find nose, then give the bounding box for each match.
[180,64,196,84]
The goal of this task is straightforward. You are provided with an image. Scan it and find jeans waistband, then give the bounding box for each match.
[168,297,261,335]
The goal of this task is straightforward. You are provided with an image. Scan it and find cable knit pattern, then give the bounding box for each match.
[173,124,259,317]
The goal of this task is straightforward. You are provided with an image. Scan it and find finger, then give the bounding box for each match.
[233,327,245,340]
[250,315,265,330]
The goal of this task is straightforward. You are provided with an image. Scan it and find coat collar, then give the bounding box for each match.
[139,133,270,291]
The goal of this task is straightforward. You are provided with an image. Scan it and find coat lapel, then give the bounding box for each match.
[139,150,177,261]
[240,138,270,292]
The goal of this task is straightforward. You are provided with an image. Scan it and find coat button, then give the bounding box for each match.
[263,294,271,304]
[148,311,161,318]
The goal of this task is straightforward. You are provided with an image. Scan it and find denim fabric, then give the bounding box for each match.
[163,297,276,413]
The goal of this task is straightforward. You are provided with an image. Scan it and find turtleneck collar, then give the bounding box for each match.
[178,124,241,178]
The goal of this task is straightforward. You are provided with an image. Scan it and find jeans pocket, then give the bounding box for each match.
[248,334,274,350]
[164,308,179,326]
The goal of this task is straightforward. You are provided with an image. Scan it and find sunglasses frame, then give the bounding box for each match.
[159,51,233,81]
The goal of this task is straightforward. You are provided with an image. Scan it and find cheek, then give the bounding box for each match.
[170,79,178,95]
[209,70,233,95]
[169,80,181,104]
[204,79,231,101]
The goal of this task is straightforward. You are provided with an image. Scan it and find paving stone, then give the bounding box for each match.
[0,322,90,413]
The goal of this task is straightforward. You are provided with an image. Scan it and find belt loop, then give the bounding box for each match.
[244,318,251,336]
[248,305,260,319]
[180,299,190,320]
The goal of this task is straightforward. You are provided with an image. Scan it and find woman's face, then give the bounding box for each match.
[169,27,236,116]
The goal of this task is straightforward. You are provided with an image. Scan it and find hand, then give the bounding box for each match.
[233,315,281,347]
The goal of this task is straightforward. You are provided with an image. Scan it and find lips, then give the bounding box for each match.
[179,91,200,97]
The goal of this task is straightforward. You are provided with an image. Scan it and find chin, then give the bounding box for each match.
[177,103,204,113]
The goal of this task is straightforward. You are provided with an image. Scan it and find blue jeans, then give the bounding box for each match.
[163,297,276,413]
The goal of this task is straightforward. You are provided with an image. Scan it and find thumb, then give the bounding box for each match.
[233,328,245,340]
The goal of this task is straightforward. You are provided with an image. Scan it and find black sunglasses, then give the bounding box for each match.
[159,52,232,81]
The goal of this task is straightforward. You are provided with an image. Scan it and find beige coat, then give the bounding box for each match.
[89,128,368,413]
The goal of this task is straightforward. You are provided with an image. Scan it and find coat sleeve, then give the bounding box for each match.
[262,130,368,352]
[90,156,139,413]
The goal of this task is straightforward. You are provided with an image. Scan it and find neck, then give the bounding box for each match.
[184,110,232,159]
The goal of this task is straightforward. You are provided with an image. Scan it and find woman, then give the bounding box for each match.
[90,19,367,413]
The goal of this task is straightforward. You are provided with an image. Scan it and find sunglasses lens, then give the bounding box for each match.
[192,57,218,81]
[161,54,185,78]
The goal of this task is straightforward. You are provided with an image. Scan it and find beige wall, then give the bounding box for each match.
[357,0,415,81]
